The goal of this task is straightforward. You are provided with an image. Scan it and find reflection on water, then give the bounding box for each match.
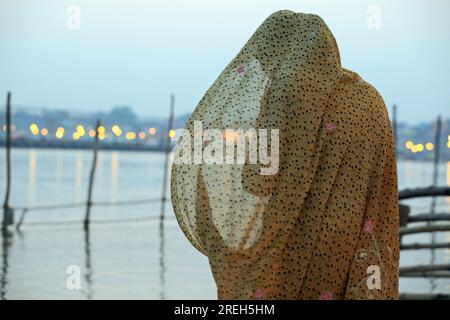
[27,150,36,207]
[159,213,166,300]
[83,228,93,300]
[96,152,104,193]
[75,151,83,203]
[111,152,119,203]
[0,233,11,300]
[444,162,450,280]
[55,151,63,189]
[0,149,449,299]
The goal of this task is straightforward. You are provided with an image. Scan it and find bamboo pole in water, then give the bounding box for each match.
[408,213,450,223]
[401,242,450,250]
[159,94,174,300]
[429,117,442,289]
[400,264,450,273]
[1,92,11,298]
[400,272,450,278]
[392,104,397,157]
[432,115,442,188]
[400,224,450,235]
[160,94,174,220]
[83,223,93,299]
[84,119,101,231]
[399,186,450,200]
[429,117,442,227]
[2,92,11,234]
[400,293,450,300]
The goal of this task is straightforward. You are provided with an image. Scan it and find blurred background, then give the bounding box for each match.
[0,0,449,299]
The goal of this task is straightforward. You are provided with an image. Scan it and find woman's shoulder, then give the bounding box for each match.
[338,68,389,124]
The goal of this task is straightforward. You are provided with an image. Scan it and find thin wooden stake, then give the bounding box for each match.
[400,293,450,300]
[160,94,174,220]
[400,264,450,273]
[432,115,442,188]
[159,94,174,299]
[392,104,398,157]
[408,213,450,223]
[2,92,11,234]
[401,242,450,250]
[83,224,93,299]
[400,224,450,235]
[84,119,101,231]
[399,186,450,200]
[400,272,450,278]
[429,115,441,290]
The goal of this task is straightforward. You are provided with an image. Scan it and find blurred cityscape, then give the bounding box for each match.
[0,105,189,152]
[0,105,449,160]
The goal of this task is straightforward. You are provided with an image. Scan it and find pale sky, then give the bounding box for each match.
[1,0,449,123]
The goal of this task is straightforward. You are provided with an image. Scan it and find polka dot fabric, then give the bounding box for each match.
[171,10,399,300]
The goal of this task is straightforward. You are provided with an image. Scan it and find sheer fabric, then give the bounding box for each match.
[171,10,399,300]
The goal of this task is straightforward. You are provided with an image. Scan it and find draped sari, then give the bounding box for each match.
[171,10,399,300]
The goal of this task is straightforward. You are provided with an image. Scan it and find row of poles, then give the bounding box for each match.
[1,91,175,300]
[393,104,450,298]
[2,92,175,234]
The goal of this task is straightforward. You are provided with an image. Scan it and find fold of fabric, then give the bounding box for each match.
[171,10,399,300]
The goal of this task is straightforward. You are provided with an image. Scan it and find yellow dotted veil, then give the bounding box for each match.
[171,10,399,300]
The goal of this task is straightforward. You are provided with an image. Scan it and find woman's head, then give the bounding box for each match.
[241,10,341,75]
[171,11,347,255]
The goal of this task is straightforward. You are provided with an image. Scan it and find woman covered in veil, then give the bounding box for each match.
[171,10,399,300]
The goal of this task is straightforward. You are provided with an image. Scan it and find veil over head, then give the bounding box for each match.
[171,10,399,300]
